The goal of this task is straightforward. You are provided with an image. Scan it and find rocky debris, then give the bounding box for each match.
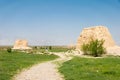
[12,40,32,50]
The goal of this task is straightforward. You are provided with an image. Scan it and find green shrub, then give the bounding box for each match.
[7,48,12,53]
[81,43,90,55]
[81,39,106,57]
[34,46,37,50]
[49,46,52,50]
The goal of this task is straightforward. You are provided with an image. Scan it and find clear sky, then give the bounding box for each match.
[0,0,120,46]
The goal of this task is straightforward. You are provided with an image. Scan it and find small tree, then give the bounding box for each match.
[34,46,37,50]
[7,48,12,53]
[49,46,52,50]
[81,43,90,55]
[81,39,106,57]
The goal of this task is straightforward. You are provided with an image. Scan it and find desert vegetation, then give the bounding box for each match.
[48,46,71,52]
[32,46,72,53]
[81,39,106,57]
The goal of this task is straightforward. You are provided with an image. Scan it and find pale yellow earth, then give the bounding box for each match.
[13,52,72,80]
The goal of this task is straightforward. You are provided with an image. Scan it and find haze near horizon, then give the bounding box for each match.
[0,0,120,46]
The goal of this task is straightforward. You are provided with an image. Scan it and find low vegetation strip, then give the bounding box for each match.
[59,57,120,80]
[0,51,58,80]
[49,47,70,52]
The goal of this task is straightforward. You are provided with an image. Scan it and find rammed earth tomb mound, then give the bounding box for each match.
[76,26,115,49]
[12,40,32,50]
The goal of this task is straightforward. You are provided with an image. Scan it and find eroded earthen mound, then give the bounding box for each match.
[76,26,120,55]
[76,26,115,49]
[12,40,32,50]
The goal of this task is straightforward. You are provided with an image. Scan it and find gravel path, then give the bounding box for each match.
[13,53,72,80]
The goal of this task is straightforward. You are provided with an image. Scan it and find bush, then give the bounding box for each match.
[7,48,12,53]
[49,46,52,50]
[81,43,90,55]
[81,39,106,57]
[34,46,37,50]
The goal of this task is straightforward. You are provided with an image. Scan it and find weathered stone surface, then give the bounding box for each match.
[76,26,115,49]
[12,40,32,50]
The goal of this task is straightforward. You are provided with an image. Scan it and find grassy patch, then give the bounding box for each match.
[59,57,120,80]
[0,50,58,80]
[49,47,70,52]
[32,46,71,52]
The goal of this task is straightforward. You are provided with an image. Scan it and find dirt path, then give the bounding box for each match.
[13,53,72,80]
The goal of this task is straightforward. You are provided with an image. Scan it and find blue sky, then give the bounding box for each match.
[0,0,120,46]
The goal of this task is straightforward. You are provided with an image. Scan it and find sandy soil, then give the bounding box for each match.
[13,53,72,80]
[106,46,120,56]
